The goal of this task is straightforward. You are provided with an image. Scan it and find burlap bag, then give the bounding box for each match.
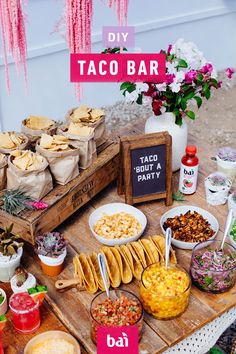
[7,154,53,200]
[0,132,28,154]
[21,119,58,145]
[57,125,97,170]
[0,155,7,191]
[66,108,107,147]
[36,143,80,185]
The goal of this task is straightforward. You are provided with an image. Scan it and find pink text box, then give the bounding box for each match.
[70,53,166,83]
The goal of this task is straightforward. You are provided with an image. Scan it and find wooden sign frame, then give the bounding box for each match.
[118,131,173,206]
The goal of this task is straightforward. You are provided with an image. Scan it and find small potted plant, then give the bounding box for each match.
[205,172,232,206]
[0,289,7,316]
[35,232,67,277]
[214,147,236,180]
[10,267,36,294]
[0,224,24,282]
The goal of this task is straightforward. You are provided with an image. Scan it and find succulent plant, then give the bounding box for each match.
[217,147,236,162]
[35,232,67,258]
[0,189,33,215]
[0,224,24,257]
[15,267,28,287]
[208,173,227,186]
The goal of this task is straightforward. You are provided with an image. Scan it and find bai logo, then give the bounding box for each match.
[107,332,128,348]
[97,325,139,354]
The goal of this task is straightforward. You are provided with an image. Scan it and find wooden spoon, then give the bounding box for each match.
[55,278,84,291]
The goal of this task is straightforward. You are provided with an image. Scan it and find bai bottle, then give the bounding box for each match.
[179,145,199,195]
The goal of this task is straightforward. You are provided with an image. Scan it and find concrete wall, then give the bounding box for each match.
[0,0,236,131]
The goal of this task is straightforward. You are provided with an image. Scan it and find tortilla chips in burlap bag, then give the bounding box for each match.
[57,124,97,169]
[0,132,28,154]
[36,134,80,185]
[7,150,53,199]
[66,105,106,147]
[21,115,57,146]
[0,153,7,191]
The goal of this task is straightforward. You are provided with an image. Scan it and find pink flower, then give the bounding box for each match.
[166,74,175,84]
[185,70,197,84]
[226,67,235,79]
[217,81,222,88]
[201,63,213,74]
[26,201,48,210]
[167,44,172,55]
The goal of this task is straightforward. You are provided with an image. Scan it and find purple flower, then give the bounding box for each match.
[166,73,175,84]
[167,44,172,55]
[201,63,213,74]
[217,81,222,88]
[185,70,197,84]
[226,67,235,79]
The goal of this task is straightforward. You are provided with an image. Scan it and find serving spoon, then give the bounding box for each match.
[98,253,110,298]
[165,227,172,270]
[214,208,233,260]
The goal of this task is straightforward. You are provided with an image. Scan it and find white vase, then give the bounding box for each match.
[0,247,23,283]
[144,112,188,171]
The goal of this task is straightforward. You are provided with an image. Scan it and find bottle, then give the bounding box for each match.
[179,145,199,195]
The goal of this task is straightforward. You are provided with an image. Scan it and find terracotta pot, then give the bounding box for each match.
[38,249,67,277]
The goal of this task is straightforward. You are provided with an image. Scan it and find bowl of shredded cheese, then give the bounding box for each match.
[89,203,147,246]
[24,331,80,354]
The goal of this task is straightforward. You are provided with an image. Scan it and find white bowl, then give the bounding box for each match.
[89,203,147,246]
[160,205,219,250]
[24,330,81,354]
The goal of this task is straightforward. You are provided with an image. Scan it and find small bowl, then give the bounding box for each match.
[0,289,7,316]
[89,203,147,246]
[160,205,219,250]
[24,330,81,354]
[190,240,236,293]
[90,289,143,344]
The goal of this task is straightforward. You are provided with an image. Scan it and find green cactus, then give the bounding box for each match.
[0,224,24,257]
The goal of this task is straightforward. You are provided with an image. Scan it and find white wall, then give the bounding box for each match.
[0,0,236,131]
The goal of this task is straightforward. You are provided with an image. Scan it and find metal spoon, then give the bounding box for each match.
[98,253,110,298]
[220,208,233,251]
[165,227,172,270]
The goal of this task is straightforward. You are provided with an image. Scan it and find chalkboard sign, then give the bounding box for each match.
[118,132,173,206]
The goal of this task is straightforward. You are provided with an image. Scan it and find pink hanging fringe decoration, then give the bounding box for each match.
[108,0,129,25]
[0,0,28,94]
[65,0,93,100]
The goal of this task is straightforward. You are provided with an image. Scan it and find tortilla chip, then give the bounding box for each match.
[130,242,147,268]
[0,133,16,149]
[40,134,70,151]
[26,116,54,130]
[127,244,143,280]
[90,108,104,120]
[102,246,121,288]
[89,252,108,291]
[68,123,94,136]
[78,254,98,293]
[40,134,54,149]
[12,150,44,171]
[0,153,5,162]
[10,133,23,146]
[110,247,132,284]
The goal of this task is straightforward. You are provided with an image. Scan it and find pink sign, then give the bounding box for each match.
[70,53,166,82]
[96,325,139,354]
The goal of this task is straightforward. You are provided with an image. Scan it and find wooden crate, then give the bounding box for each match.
[0,140,120,244]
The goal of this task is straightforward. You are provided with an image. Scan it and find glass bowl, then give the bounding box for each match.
[90,289,143,344]
[140,262,191,320]
[190,240,236,293]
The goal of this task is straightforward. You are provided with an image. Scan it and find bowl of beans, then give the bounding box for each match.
[90,289,143,344]
[140,262,191,320]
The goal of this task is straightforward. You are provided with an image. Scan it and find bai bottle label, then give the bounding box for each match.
[179,165,199,194]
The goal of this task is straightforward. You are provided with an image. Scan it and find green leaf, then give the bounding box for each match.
[173,192,185,201]
[186,110,195,120]
[205,88,211,100]
[184,91,195,100]
[0,315,7,322]
[197,73,203,82]
[181,84,189,91]
[210,78,218,88]
[120,82,134,91]
[0,296,4,305]
[204,276,213,285]
[209,347,224,354]
[177,59,188,68]
[194,96,202,108]
[164,91,175,99]
[203,82,209,92]
[180,99,187,111]
[175,94,182,105]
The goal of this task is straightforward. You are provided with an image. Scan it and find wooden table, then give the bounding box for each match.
[2,119,236,353]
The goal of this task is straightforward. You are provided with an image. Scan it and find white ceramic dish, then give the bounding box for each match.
[24,330,81,354]
[160,205,219,250]
[89,202,147,246]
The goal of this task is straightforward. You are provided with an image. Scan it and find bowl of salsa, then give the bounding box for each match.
[190,240,236,293]
[90,289,143,344]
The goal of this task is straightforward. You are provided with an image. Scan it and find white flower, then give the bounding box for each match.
[135,83,149,93]
[156,83,167,91]
[166,61,178,74]
[160,106,167,114]
[125,90,139,102]
[175,70,185,83]
[211,67,218,79]
[169,81,181,93]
